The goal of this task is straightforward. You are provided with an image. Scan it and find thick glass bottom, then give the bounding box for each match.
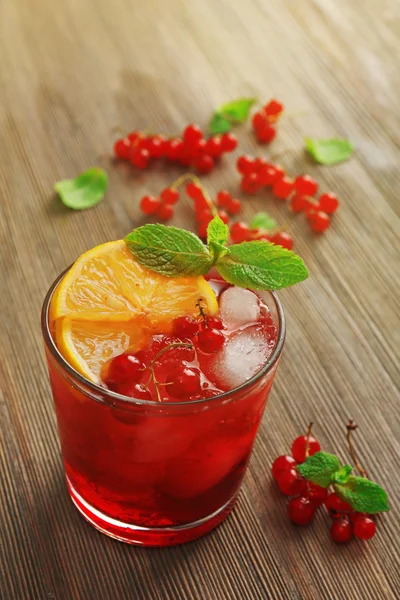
[67,478,237,546]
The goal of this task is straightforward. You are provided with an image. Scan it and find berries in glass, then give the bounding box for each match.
[166,367,201,399]
[172,316,200,339]
[107,354,145,384]
[291,434,321,463]
[197,328,225,353]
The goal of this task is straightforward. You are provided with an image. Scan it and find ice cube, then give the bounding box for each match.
[211,325,269,389]
[219,287,260,329]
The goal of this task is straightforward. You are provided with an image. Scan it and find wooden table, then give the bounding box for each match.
[1,0,399,598]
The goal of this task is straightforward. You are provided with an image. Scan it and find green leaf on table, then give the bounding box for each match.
[305,137,354,165]
[215,241,308,291]
[209,97,257,133]
[209,112,233,134]
[250,212,277,231]
[334,476,389,514]
[297,451,341,488]
[54,167,108,210]
[207,215,230,262]
[125,224,213,277]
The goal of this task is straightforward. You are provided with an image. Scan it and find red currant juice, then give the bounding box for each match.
[44,280,283,545]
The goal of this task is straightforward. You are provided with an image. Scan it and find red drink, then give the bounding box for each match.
[42,257,285,546]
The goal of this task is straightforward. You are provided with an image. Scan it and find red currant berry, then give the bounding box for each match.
[318,192,339,214]
[241,173,261,194]
[197,220,210,239]
[308,210,330,232]
[165,138,183,161]
[220,132,238,152]
[206,316,224,330]
[264,99,284,120]
[230,222,250,243]
[107,354,145,384]
[277,468,305,496]
[325,493,353,517]
[156,203,174,221]
[256,123,276,144]
[183,124,203,148]
[146,135,166,158]
[114,138,131,160]
[353,515,376,540]
[114,381,152,401]
[127,131,140,143]
[330,518,353,543]
[140,195,159,215]
[237,155,254,175]
[195,154,214,174]
[272,176,294,200]
[252,158,269,173]
[252,112,268,130]
[197,328,225,353]
[349,512,362,524]
[186,182,205,201]
[227,198,241,215]
[166,367,201,399]
[270,232,294,250]
[196,208,213,223]
[290,194,308,213]
[217,210,229,224]
[304,199,319,215]
[288,497,315,525]
[205,136,223,157]
[160,188,179,205]
[271,455,297,481]
[131,148,150,169]
[257,165,276,186]
[306,482,329,507]
[172,315,200,339]
[217,190,232,208]
[294,175,318,197]
[291,435,321,463]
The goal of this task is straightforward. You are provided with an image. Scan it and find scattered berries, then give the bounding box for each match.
[272,455,297,481]
[278,468,305,496]
[353,515,376,540]
[325,493,353,518]
[330,518,353,544]
[270,232,294,250]
[308,210,330,233]
[291,434,321,463]
[318,192,339,214]
[294,175,318,197]
[288,497,315,525]
[251,99,283,143]
[140,195,159,215]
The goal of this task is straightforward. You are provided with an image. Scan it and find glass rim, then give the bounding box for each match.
[41,267,286,408]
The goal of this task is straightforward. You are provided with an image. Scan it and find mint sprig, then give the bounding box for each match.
[125,215,308,291]
[209,98,256,134]
[55,167,108,210]
[297,451,389,514]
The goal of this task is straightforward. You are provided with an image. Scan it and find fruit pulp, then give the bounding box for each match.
[44,275,282,546]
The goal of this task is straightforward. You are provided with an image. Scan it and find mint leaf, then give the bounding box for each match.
[334,476,389,514]
[250,212,277,231]
[125,224,213,277]
[209,112,232,134]
[219,98,256,122]
[332,465,353,485]
[305,137,354,165]
[296,452,340,488]
[216,241,308,291]
[54,167,107,210]
[207,215,229,246]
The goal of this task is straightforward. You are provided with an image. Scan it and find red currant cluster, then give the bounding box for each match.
[186,183,243,238]
[139,186,179,221]
[252,99,284,144]
[237,156,339,233]
[114,125,238,174]
[229,222,293,250]
[272,426,377,543]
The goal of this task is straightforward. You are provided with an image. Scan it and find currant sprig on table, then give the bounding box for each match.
[272,422,389,543]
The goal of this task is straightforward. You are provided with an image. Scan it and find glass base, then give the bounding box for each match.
[67,478,237,546]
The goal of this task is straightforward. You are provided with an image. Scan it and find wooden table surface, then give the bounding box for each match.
[1,0,399,598]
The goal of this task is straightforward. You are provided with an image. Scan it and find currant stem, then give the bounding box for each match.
[170,173,217,216]
[305,422,314,459]
[147,342,194,402]
[196,298,208,325]
[346,420,368,478]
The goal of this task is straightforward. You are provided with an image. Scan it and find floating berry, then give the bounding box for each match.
[114,381,152,401]
[270,232,294,250]
[221,132,238,152]
[114,138,131,160]
[227,198,241,215]
[272,176,294,200]
[230,222,250,243]
[217,210,229,224]
[271,455,297,481]
[241,173,261,194]
[330,518,353,543]
[183,124,203,148]
[197,328,225,353]
[264,99,284,120]
[318,192,339,214]
[131,148,150,169]
[217,190,232,208]
[206,316,224,330]
[294,175,318,197]
[172,315,200,339]
[107,354,145,384]
[156,204,174,221]
[291,434,321,463]
[278,468,305,496]
[166,367,201,399]
[160,187,179,205]
[353,515,376,540]
[255,123,276,144]
[325,493,353,517]
[290,194,308,213]
[288,497,315,525]
[237,155,254,175]
[306,482,329,507]
[195,154,214,174]
[140,195,159,215]
[308,210,330,232]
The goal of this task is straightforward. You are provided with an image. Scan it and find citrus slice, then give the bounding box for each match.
[51,240,218,382]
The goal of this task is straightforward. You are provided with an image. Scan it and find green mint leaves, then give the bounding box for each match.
[125,215,308,291]
[305,138,354,165]
[250,212,277,231]
[54,167,108,210]
[297,451,389,514]
[209,98,256,134]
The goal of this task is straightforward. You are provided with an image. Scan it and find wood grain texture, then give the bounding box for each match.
[0,0,399,598]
